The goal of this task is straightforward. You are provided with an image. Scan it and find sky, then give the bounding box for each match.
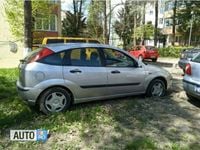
[61,0,124,16]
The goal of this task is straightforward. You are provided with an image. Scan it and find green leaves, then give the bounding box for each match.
[4,0,53,39]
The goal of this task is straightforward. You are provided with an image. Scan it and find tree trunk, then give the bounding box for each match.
[107,0,111,44]
[154,0,158,47]
[142,2,146,45]
[103,0,108,44]
[172,0,177,46]
[24,0,32,56]
[78,0,83,35]
[133,13,137,46]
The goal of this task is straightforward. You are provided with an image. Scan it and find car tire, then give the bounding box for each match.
[138,55,143,61]
[186,93,197,101]
[146,79,166,97]
[152,58,157,62]
[39,87,72,114]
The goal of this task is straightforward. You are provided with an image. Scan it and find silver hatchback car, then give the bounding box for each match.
[183,52,200,101]
[17,43,172,114]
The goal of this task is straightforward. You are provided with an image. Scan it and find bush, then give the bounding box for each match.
[158,47,189,58]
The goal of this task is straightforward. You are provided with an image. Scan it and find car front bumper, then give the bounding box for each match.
[183,79,200,100]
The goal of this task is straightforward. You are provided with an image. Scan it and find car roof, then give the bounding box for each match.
[45,43,124,53]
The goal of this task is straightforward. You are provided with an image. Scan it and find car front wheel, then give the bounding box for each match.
[146,79,166,97]
[39,87,72,114]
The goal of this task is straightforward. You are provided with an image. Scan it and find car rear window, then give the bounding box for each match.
[192,53,200,63]
[145,46,156,50]
[47,39,65,44]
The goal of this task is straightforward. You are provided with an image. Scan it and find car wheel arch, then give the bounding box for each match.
[36,85,74,106]
[146,76,167,91]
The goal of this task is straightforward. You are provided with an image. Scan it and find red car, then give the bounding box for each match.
[129,45,159,62]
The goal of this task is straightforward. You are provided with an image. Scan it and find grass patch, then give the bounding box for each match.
[125,137,157,150]
[0,68,199,149]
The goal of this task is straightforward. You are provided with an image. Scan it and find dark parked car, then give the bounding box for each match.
[183,52,200,101]
[178,48,200,72]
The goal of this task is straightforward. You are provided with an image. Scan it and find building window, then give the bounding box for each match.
[165,18,172,27]
[159,18,163,24]
[35,15,57,31]
[149,10,153,15]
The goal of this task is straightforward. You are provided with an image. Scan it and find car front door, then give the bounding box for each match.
[102,48,146,96]
[62,47,108,101]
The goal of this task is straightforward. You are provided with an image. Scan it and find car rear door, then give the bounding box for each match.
[102,48,146,96]
[62,47,108,101]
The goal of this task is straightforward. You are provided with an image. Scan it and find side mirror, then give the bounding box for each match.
[9,41,18,53]
[187,58,192,61]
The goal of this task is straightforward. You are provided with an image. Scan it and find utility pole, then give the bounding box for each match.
[24,0,32,56]
[154,0,158,47]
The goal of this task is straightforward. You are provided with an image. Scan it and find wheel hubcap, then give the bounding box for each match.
[45,92,67,112]
[151,82,164,97]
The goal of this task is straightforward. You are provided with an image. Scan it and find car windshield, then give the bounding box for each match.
[47,39,65,44]
[192,52,200,63]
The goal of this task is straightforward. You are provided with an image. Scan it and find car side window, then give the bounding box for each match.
[103,48,136,67]
[68,48,102,67]
[38,52,65,66]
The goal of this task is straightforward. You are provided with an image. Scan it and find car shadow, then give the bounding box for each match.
[188,99,200,108]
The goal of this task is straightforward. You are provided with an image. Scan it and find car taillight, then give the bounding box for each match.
[29,48,54,63]
[185,63,192,75]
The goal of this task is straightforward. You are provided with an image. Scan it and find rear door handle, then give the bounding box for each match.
[70,69,82,73]
[111,70,120,74]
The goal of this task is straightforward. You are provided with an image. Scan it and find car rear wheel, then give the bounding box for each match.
[39,87,71,114]
[146,79,166,97]
[152,58,157,62]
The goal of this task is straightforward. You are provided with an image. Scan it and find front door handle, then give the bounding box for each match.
[70,69,82,73]
[111,70,120,74]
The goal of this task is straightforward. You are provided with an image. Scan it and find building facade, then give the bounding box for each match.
[33,0,62,47]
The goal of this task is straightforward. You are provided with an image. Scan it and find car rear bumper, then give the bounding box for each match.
[16,80,40,106]
[183,79,200,100]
